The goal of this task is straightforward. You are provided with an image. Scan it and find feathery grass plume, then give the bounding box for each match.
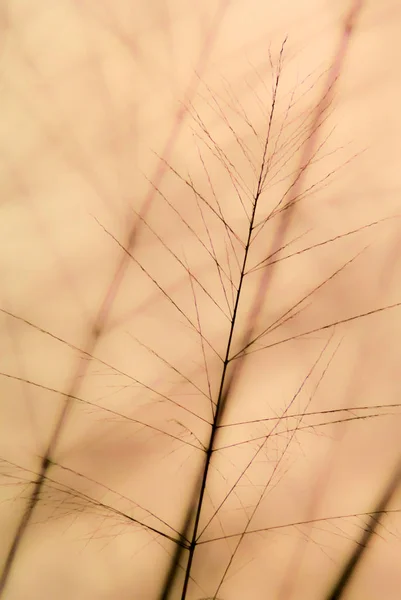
[160,1,372,598]
[1,0,401,599]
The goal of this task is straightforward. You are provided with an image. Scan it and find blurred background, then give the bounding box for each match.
[1,1,401,599]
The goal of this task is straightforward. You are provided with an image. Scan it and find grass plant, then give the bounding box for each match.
[1,1,401,599]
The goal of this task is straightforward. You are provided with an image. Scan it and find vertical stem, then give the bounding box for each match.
[177,42,287,600]
[180,189,262,599]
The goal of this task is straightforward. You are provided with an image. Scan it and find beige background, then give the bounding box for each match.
[1,1,401,599]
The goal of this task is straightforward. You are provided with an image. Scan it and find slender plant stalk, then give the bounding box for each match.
[325,458,401,600]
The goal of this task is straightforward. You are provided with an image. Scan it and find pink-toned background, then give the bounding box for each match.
[1,1,401,599]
